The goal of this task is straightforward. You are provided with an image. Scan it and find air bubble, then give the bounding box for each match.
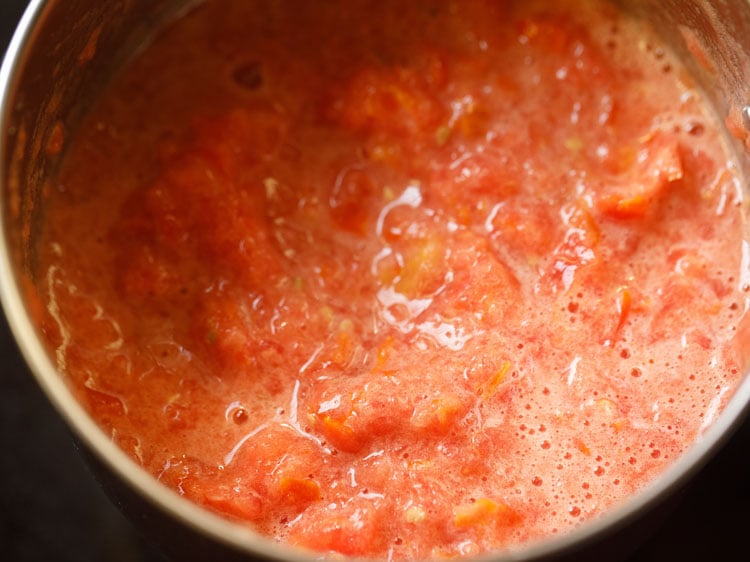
[684,121,704,136]
[226,403,249,424]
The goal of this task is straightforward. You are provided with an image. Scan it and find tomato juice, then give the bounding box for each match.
[36,0,749,559]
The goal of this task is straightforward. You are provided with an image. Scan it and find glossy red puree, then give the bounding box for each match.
[37,0,749,559]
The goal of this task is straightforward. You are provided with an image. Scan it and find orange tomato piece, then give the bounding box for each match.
[454,498,521,529]
[329,167,379,236]
[598,133,683,219]
[277,476,322,505]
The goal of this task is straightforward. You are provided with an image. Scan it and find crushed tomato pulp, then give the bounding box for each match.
[37,0,750,559]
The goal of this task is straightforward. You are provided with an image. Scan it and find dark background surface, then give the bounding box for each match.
[1,1,750,561]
